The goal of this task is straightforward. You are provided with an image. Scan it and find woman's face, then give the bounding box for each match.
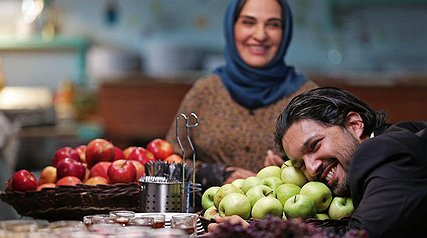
[234,0,283,68]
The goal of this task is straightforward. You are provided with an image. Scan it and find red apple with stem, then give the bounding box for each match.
[85,138,115,168]
[127,147,155,165]
[56,158,86,181]
[10,170,38,192]
[89,161,112,180]
[52,147,80,167]
[107,159,137,184]
[56,176,82,186]
[146,138,174,161]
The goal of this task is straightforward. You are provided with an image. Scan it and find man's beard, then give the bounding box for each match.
[332,128,360,197]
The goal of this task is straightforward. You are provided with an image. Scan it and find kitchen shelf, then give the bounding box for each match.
[0,36,90,86]
[0,36,88,51]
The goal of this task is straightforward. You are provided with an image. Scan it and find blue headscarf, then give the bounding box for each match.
[213,0,307,110]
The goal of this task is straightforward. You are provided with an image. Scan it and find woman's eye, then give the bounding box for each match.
[265,20,282,29]
[241,20,255,26]
[267,22,282,29]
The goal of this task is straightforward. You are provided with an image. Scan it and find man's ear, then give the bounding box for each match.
[345,112,365,140]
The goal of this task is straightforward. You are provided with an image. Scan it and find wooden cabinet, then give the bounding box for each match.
[97,76,194,147]
[312,73,427,123]
[97,73,426,148]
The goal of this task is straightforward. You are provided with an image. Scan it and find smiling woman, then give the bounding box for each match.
[166,0,318,198]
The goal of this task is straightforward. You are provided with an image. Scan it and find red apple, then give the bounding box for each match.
[85,138,115,168]
[37,183,56,191]
[127,147,155,165]
[123,146,137,159]
[74,145,87,163]
[52,147,80,167]
[129,160,145,181]
[10,170,38,192]
[107,159,137,184]
[56,158,86,181]
[56,176,82,186]
[39,166,57,184]
[164,154,183,164]
[85,176,109,186]
[89,161,112,180]
[113,146,125,161]
[146,138,174,161]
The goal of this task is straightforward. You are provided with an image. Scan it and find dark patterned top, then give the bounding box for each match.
[166,74,318,187]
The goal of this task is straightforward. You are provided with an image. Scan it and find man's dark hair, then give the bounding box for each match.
[274,87,387,154]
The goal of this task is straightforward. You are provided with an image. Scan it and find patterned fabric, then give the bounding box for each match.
[166,75,318,186]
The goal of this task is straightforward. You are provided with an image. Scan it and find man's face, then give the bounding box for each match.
[282,119,360,196]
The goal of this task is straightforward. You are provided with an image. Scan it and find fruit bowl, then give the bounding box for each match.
[0,183,141,221]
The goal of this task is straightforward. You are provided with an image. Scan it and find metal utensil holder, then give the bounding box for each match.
[139,176,201,213]
[138,113,200,213]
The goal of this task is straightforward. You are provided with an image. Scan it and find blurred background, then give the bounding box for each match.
[1,0,427,89]
[0,0,425,182]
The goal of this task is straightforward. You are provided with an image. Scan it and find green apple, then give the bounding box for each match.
[275,183,301,206]
[213,184,243,208]
[281,166,307,187]
[328,197,354,219]
[231,178,245,190]
[241,176,263,194]
[315,213,330,220]
[262,176,283,191]
[300,181,332,212]
[203,206,220,220]
[251,197,283,220]
[256,166,281,179]
[282,160,293,169]
[218,193,251,220]
[283,194,316,219]
[246,184,275,207]
[201,186,220,210]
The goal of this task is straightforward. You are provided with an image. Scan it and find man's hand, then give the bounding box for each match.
[264,150,284,167]
[224,167,256,184]
[207,215,249,233]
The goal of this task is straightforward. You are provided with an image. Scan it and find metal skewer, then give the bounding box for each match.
[176,112,199,213]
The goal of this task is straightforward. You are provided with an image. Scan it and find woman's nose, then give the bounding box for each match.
[253,24,267,41]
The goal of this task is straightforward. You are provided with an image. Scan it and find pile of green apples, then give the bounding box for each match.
[201,161,354,221]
